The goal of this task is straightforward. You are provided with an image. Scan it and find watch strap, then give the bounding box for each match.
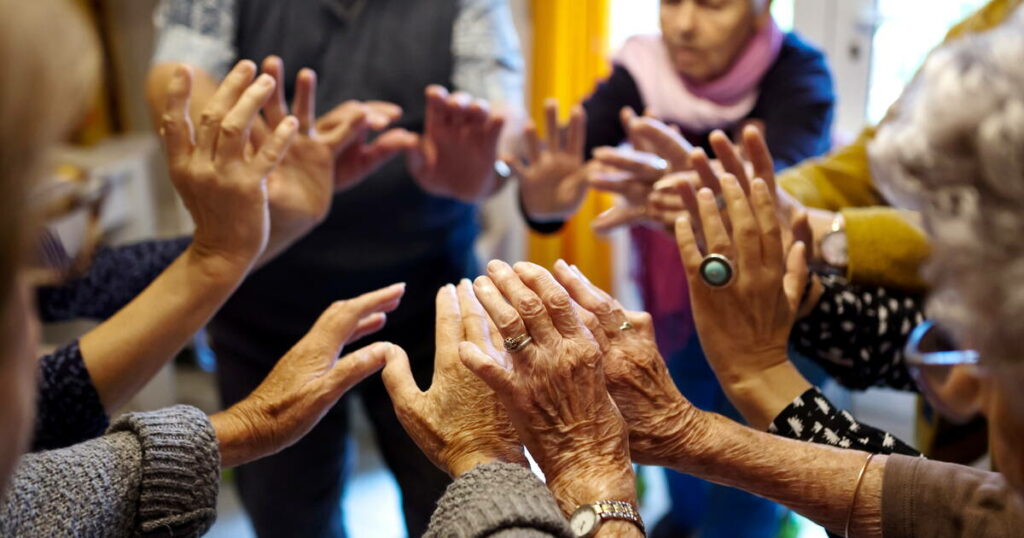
[575,500,645,537]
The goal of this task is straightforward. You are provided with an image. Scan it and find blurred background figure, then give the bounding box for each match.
[30,0,1011,536]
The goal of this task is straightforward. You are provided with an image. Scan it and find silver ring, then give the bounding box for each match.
[503,334,533,353]
[619,321,634,331]
[699,254,735,288]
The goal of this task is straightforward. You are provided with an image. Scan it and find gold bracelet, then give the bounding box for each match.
[845,452,876,538]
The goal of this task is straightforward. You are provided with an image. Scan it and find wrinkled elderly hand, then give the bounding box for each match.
[509,99,589,222]
[381,281,525,477]
[403,85,505,203]
[210,283,405,468]
[460,260,636,515]
[257,57,403,259]
[550,260,706,466]
[160,61,296,270]
[675,174,809,429]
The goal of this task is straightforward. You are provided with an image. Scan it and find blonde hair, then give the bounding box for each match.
[0,0,100,326]
[870,8,1024,360]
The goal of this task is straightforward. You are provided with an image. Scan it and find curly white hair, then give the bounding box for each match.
[869,7,1024,360]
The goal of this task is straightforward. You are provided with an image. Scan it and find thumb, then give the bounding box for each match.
[323,341,390,400]
[458,341,511,393]
[783,241,810,313]
[380,342,423,406]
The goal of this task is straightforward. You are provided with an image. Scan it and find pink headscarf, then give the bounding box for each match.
[618,20,784,353]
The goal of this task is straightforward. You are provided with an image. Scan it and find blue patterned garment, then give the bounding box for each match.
[32,238,191,451]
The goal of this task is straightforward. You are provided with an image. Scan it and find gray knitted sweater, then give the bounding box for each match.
[0,405,219,537]
[425,462,573,538]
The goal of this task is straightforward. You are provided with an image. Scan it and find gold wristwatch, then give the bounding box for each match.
[569,500,645,537]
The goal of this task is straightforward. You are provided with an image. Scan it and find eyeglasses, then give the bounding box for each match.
[904,320,982,424]
[25,166,109,286]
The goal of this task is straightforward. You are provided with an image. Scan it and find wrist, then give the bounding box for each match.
[719,359,813,431]
[209,399,273,468]
[446,445,529,477]
[547,461,637,516]
[185,243,256,284]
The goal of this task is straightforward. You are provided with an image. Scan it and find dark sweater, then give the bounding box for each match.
[584,32,835,168]
[32,238,191,451]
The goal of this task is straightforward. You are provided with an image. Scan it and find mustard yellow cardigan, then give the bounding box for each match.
[778,0,1022,291]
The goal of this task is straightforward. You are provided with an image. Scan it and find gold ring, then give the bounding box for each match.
[619,321,633,331]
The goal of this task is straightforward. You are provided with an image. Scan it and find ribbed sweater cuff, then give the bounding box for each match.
[107,405,219,537]
[425,462,572,538]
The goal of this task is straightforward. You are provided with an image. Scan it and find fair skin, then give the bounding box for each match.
[660,0,771,83]
[462,261,641,536]
[511,262,887,537]
[380,282,526,477]
[211,284,406,467]
[508,99,590,222]
[148,66,507,205]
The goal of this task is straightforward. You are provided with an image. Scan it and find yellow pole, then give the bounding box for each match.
[527,0,615,291]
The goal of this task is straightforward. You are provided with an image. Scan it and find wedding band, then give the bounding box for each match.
[715,194,727,210]
[699,254,735,288]
[619,321,634,331]
[503,334,533,353]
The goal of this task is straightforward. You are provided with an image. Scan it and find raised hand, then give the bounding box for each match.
[404,85,505,203]
[674,174,810,429]
[509,99,589,222]
[460,260,636,516]
[550,260,705,466]
[160,61,297,270]
[210,283,405,467]
[256,57,403,259]
[588,109,694,233]
[380,281,525,477]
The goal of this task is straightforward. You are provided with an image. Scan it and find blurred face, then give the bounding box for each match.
[660,0,770,83]
[0,278,39,494]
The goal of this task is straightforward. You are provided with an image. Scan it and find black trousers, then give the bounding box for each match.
[212,298,452,538]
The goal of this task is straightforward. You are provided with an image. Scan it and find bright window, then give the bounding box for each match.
[866,0,989,122]
[609,0,796,54]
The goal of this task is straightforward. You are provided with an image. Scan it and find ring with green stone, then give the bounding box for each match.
[699,254,735,288]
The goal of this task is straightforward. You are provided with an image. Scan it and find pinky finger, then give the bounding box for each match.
[251,116,299,177]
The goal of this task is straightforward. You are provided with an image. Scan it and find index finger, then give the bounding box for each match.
[435,284,465,360]
[457,279,505,354]
[486,260,561,346]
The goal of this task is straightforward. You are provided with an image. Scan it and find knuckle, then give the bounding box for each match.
[546,289,573,311]
[591,300,614,318]
[199,111,222,127]
[219,121,244,139]
[515,295,545,318]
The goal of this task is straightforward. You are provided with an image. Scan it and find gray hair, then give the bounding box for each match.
[869,8,1024,361]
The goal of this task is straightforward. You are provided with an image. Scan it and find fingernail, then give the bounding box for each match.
[554,259,568,270]
[486,259,507,273]
[460,278,472,287]
[257,74,274,87]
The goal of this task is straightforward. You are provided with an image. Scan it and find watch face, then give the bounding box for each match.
[570,506,599,537]
[821,231,849,268]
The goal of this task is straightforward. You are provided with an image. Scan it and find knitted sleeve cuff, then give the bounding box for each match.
[425,462,572,538]
[107,405,220,537]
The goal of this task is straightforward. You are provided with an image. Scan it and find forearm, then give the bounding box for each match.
[79,246,248,412]
[667,412,885,537]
